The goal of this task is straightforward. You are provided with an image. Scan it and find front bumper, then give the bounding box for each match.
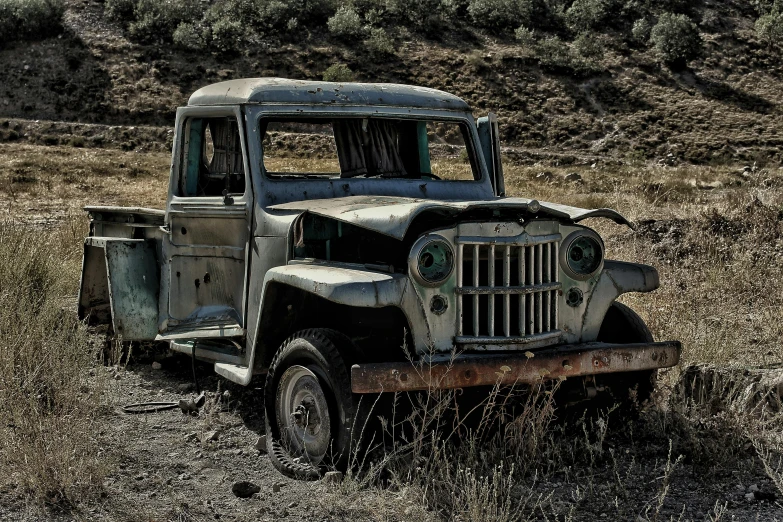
[350,341,681,393]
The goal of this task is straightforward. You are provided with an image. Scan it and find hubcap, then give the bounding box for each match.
[276,365,331,464]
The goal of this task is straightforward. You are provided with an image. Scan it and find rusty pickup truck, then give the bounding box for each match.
[78,78,681,478]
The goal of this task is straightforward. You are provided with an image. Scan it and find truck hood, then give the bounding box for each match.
[268,195,632,240]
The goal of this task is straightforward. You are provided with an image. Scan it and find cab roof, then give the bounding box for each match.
[187,78,470,111]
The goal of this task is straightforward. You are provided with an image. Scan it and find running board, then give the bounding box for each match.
[156,323,244,340]
[215,363,253,386]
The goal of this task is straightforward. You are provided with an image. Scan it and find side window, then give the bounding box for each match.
[180,117,245,197]
[426,121,475,181]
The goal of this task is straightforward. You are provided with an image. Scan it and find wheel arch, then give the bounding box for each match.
[248,265,426,373]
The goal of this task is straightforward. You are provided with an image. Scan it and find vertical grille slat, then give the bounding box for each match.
[473,244,480,337]
[503,246,511,337]
[456,230,562,346]
[488,245,495,337]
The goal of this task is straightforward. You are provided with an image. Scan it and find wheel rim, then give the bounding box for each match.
[275,364,331,465]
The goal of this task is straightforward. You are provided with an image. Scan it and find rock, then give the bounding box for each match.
[535,171,554,181]
[272,483,281,493]
[745,492,755,502]
[202,430,220,442]
[749,484,759,492]
[179,392,206,414]
[323,471,343,486]
[563,172,582,183]
[255,435,267,453]
[232,481,261,498]
[151,361,162,370]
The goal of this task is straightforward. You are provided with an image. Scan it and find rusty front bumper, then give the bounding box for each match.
[350,341,681,393]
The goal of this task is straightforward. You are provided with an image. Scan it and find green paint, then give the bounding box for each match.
[417,121,431,175]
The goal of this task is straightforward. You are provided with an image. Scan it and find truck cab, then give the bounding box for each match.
[78,78,680,479]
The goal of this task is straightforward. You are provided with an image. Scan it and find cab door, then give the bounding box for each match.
[159,107,252,339]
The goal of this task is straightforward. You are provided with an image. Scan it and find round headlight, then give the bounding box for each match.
[411,237,454,285]
[560,230,603,279]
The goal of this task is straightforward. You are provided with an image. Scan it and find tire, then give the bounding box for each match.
[595,302,657,408]
[263,328,368,480]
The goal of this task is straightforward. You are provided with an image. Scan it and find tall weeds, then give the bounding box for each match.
[0,220,107,506]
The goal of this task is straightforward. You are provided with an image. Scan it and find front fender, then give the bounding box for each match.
[242,264,431,379]
[581,260,659,341]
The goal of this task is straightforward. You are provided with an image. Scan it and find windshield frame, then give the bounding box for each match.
[244,105,497,207]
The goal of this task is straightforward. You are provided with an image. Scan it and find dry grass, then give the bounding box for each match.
[0,218,110,507]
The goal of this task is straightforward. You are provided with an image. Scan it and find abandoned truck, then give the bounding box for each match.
[78,78,681,478]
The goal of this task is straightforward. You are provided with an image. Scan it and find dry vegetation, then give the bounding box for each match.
[1,142,782,519]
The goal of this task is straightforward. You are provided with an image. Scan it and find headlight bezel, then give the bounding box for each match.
[559,229,604,280]
[409,235,455,286]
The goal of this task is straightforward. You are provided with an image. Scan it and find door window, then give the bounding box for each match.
[181,117,246,197]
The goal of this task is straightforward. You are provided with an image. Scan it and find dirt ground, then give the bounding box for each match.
[1,349,781,521]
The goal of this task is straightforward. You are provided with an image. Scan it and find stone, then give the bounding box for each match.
[272,483,281,493]
[535,171,554,181]
[323,471,343,485]
[232,481,260,498]
[151,361,162,370]
[748,484,759,492]
[563,172,582,183]
[745,492,755,502]
[255,435,267,453]
[202,430,220,442]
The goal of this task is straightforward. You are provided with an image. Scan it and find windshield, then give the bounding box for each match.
[260,117,480,182]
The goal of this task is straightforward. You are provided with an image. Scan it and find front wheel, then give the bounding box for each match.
[595,302,657,408]
[264,329,362,480]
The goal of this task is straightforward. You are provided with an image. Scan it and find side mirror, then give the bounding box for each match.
[477,113,506,197]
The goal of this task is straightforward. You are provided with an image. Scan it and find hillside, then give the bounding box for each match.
[0,0,782,166]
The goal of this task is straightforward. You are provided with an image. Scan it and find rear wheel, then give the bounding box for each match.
[264,329,365,480]
[595,302,657,408]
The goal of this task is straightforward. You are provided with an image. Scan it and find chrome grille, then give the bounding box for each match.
[455,234,562,345]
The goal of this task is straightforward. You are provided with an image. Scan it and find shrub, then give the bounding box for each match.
[173,21,209,50]
[467,0,537,31]
[564,0,606,32]
[0,0,64,44]
[210,17,244,53]
[632,17,652,42]
[327,5,363,39]
[323,63,356,82]
[756,9,783,44]
[649,12,702,66]
[104,0,135,23]
[514,25,536,46]
[126,0,200,43]
[364,27,395,55]
[573,31,604,59]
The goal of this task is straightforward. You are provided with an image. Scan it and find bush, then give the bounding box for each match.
[210,16,244,53]
[649,12,702,66]
[0,0,64,44]
[126,0,200,43]
[514,25,536,46]
[573,31,604,59]
[327,5,363,39]
[632,17,652,42]
[173,21,209,50]
[467,0,537,31]
[564,0,606,32]
[756,9,783,43]
[364,27,395,55]
[323,63,356,82]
